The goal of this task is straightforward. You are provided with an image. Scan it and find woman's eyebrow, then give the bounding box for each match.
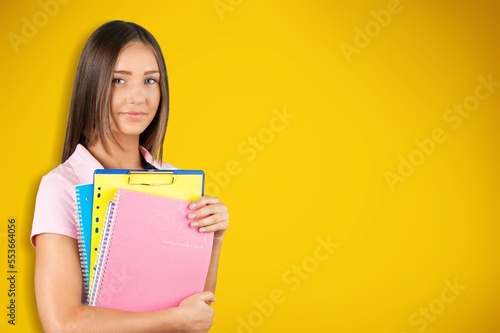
[113,70,159,75]
[114,70,132,75]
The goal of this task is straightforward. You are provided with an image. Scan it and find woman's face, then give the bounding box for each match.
[109,42,161,141]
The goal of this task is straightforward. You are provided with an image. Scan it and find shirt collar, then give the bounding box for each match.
[139,146,164,170]
[67,144,165,184]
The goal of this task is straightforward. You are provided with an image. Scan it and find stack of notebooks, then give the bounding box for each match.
[74,169,213,312]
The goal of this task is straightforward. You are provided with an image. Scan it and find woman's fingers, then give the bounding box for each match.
[188,195,229,234]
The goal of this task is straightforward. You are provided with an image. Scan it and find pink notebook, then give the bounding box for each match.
[89,188,214,311]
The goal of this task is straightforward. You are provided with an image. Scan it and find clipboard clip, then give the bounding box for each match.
[127,170,175,186]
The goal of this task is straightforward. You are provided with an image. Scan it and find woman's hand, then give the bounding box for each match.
[188,195,229,240]
[176,291,216,332]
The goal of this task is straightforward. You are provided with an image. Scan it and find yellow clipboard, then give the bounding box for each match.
[88,169,205,290]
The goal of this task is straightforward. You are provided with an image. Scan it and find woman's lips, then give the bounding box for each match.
[120,111,146,119]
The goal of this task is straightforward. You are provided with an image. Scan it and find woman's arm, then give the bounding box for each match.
[187,196,229,294]
[204,238,224,293]
[35,233,215,333]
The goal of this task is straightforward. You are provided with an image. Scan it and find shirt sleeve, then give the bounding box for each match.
[30,172,78,247]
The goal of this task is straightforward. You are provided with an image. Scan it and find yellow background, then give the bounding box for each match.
[1,0,499,332]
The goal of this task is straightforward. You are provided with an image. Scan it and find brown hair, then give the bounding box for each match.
[61,20,169,162]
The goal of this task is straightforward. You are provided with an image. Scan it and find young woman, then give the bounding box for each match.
[31,20,229,332]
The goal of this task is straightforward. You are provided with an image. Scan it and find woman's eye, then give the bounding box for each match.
[112,78,125,84]
[145,78,157,85]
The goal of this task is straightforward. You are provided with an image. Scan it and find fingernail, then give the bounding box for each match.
[188,212,196,219]
[189,203,196,209]
[199,227,206,232]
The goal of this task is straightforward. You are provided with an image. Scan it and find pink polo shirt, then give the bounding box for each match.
[30,144,175,247]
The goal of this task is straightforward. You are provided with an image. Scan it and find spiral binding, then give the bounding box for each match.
[88,192,120,305]
[75,185,91,297]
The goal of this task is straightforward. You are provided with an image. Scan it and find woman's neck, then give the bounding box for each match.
[87,138,145,169]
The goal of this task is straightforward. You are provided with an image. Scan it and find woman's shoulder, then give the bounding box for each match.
[44,160,79,182]
[32,159,83,248]
[40,144,102,187]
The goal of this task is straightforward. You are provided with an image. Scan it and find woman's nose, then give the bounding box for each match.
[126,83,146,104]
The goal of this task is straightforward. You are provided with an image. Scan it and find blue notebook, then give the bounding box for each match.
[75,183,93,294]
